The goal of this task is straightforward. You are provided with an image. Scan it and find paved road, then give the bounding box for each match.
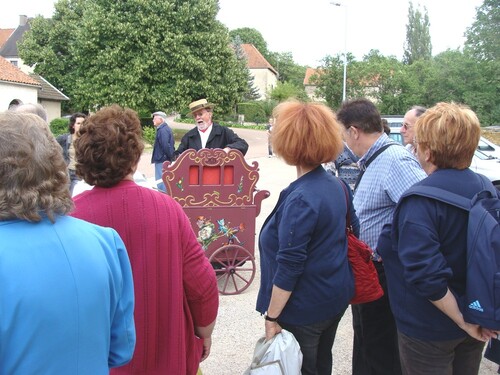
[139,119,498,374]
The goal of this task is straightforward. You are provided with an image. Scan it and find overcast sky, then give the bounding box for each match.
[2,0,483,67]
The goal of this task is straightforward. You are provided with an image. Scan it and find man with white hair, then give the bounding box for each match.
[401,106,426,154]
[151,111,174,192]
[174,98,248,158]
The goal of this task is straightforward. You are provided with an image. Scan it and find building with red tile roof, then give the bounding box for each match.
[0,15,68,120]
[303,68,325,101]
[240,43,278,100]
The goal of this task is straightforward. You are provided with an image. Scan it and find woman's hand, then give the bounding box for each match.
[265,320,282,341]
[200,337,212,361]
[460,322,497,342]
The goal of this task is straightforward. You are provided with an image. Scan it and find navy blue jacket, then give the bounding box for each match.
[379,168,494,341]
[256,166,357,325]
[56,133,72,166]
[151,122,174,163]
[174,123,248,157]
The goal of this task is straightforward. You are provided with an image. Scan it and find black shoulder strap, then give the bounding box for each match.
[354,143,396,192]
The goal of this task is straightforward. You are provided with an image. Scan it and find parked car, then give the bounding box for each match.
[381,115,404,128]
[477,136,500,158]
[388,127,500,189]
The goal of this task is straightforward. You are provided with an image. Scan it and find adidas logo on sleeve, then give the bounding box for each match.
[468,300,484,313]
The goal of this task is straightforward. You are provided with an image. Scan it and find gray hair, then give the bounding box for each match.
[412,105,427,117]
[0,112,72,222]
[11,103,48,122]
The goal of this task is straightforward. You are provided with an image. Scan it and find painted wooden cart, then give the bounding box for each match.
[162,148,269,295]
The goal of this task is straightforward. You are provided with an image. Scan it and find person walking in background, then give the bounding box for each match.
[336,98,426,375]
[151,110,174,192]
[174,98,248,158]
[0,112,135,374]
[267,116,274,157]
[401,106,427,155]
[379,102,497,374]
[257,100,358,375]
[56,112,87,195]
[72,105,219,375]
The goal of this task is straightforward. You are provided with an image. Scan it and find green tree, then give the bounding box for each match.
[269,81,307,102]
[464,0,500,61]
[403,2,432,64]
[19,0,247,114]
[232,35,260,101]
[229,27,270,60]
[315,53,356,108]
[268,51,306,87]
[422,50,499,125]
[355,50,407,114]
[19,0,87,111]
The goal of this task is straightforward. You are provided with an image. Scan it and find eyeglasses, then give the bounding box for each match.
[402,123,414,131]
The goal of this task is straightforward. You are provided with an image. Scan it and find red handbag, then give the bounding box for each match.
[340,181,384,305]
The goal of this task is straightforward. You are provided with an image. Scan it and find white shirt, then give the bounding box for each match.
[198,125,213,148]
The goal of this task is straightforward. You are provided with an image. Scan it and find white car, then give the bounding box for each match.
[388,128,500,189]
[477,136,500,158]
[469,149,500,188]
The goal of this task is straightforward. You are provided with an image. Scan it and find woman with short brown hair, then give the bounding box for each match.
[72,105,219,375]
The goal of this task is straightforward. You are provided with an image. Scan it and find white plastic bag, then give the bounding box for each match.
[243,330,303,375]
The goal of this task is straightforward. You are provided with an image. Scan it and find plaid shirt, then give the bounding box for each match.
[353,134,426,259]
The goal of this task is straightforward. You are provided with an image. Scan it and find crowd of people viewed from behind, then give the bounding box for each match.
[1,96,498,375]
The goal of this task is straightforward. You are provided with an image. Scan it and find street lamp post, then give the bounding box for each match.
[331,2,347,102]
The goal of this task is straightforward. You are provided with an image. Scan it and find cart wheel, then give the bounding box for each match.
[209,244,256,295]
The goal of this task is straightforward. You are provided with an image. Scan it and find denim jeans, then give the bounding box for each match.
[279,309,346,375]
[154,163,166,192]
[398,332,485,375]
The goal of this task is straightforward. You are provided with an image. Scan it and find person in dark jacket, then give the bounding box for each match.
[379,102,497,375]
[174,99,248,158]
[56,112,87,195]
[151,111,174,192]
[257,100,358,375]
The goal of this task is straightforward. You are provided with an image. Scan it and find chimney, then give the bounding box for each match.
[19,15,28,26]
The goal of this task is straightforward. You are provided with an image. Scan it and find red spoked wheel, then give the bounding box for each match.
[209,244,256,295]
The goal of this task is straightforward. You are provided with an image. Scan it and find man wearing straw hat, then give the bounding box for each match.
[174,98,248,158]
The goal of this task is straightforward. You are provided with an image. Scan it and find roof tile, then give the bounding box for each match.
[241,44,277,75]
[0,56,40,86]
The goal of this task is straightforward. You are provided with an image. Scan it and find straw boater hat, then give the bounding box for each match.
[188,98,214,114]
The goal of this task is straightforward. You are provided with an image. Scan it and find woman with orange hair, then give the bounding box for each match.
[256,100,358,375]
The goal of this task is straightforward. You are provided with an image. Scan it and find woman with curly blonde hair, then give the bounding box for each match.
[0,112,135,373]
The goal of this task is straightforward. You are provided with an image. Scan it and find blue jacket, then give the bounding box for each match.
[56,133,72,166]
[256,166,357,325]
[379,168,491,341]
[151,122,174,163]
[0,216,135,374]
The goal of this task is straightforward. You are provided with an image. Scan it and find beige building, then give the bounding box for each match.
[0,16,68,121]
[303,67,325,102]
[241,44,278,100]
